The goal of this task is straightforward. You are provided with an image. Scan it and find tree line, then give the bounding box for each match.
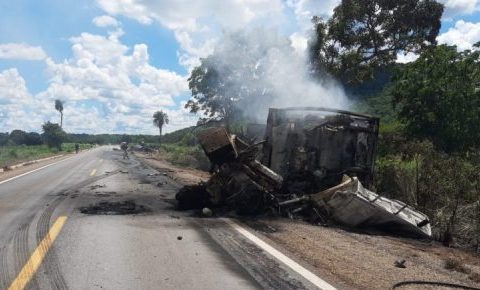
[1,96,171,150]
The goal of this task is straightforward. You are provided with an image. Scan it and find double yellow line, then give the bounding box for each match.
[8,216,68,290]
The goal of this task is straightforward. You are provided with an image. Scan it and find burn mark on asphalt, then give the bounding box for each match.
[79,200,150,215]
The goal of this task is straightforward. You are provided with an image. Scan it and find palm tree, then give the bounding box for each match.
[153,110,169,143]
[54,99,64,128]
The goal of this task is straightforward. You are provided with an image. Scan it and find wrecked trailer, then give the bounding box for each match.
[176,108,432,238]
[262,107,379,191]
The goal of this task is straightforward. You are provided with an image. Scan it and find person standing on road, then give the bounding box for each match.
[120,142,129,159]
[75,143,80,154]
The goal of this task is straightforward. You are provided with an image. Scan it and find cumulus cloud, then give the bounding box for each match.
[0,68,30,103]
[286,0,339,29]
[34,30,193,134]
[0,68,51,131]
[96,0,285,70]
[96,0,153,25]
[438,20,480,50]
[440,0,480,18]
[0,43,47,60]
[92,15,120,27]
[396,51,420,63]
[0,29,195,134]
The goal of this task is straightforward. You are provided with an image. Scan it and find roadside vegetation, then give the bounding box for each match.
[0,143,93,167]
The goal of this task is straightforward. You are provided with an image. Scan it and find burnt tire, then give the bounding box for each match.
[175,184,209,210]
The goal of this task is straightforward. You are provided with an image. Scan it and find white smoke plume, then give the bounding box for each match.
[198,28,349,123]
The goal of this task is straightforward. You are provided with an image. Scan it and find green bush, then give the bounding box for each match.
[8,149,18,158]
[374,135,480,248]
[159,143,210,171]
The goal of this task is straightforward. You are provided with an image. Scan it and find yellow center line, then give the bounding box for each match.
[8,216,68,290]
[90,168,97,176]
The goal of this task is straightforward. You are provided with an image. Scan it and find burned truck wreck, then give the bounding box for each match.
[176,107,431,238]
[262,107,379,192]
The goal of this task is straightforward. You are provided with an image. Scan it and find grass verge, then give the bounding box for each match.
[0,143,93,167]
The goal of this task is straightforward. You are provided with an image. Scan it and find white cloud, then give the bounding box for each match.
[0,69,51,131]
[92,15,120,27]
[0,68,30,103]
[396,52,420,63]
[96,0,285,70]
[0,43,47,60]
[286,0,339,29]
[0,29,196,134]
[34,30,193,134]
[437,20,480,50]
[440,0,480,18]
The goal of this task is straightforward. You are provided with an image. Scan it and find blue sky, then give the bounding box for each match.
[0,0,479,134]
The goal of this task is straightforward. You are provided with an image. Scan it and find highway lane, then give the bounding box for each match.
[0,146,330,290]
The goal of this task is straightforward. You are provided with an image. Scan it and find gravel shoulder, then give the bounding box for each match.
[136,153,480,290]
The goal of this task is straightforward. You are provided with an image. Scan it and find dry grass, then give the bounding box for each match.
[444,258,471,274]
[469,272,480,283]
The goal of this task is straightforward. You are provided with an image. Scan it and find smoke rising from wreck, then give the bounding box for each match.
[206,28,349,123]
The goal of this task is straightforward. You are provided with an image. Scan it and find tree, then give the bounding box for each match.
[390,44,480,152]
[309,0,443,84]
[42,122,66,150]
[24,132,43,145]
[186,59,239,126]
[55,99,64,128]
[153,111,169,143]
[9,130,27,145]
[0,133,8,146]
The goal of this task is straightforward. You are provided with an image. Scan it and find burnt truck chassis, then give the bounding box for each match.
[176,107,431,238]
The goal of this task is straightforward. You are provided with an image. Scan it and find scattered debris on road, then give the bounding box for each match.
[90,184,106,190]
[201,207,213,217]
[394,259,407,268]
[175,107,432,238]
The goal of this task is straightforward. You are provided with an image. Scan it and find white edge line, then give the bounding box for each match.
[224,218,337,290]
[0,155,75,185]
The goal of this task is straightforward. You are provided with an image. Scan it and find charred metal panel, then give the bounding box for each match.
[310,177,431,238]
[197,127,237,165]
[262,107,379,189]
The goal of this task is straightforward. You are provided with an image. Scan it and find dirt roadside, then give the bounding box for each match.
[135,153,480,290]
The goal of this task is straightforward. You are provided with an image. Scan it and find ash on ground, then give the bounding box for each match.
[80,200,150,215]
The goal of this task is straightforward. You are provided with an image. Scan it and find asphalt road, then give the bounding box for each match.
[0,146,332,290]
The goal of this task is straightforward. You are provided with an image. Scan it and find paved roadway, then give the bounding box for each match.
[0,146,333,290]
